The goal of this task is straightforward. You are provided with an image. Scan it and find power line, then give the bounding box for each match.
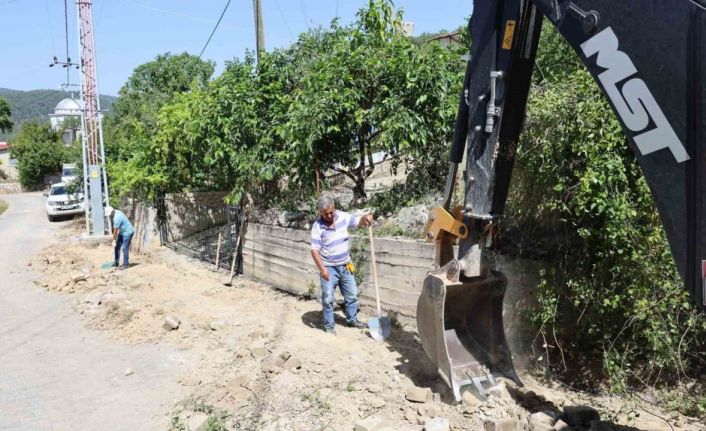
[274,0,294,39]
[95,0,109,26]
[121,0,236,28]
[2,63,49,82]
[43,0,57,55]
[199,0,232,59]
[300,0,310,26]
[21,89,65,110]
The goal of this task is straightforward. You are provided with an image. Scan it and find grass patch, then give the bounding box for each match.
[169,416,186,431]
[306,280,317,298]
[662,387,706,418]
[0,199,7,216]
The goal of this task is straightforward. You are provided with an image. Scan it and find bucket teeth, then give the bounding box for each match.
[417,270,521,402]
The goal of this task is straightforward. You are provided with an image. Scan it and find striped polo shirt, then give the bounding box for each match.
[310,210,360,266]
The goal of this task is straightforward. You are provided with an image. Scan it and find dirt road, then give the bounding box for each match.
[5,194,701,431]
[0,193,195,431]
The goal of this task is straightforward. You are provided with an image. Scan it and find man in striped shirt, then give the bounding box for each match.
[310,195,373,334]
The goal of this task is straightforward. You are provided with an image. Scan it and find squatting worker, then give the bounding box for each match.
[105,206,135,270]
[310,195,373,334]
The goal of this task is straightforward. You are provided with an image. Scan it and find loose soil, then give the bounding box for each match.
[30,223,703,431]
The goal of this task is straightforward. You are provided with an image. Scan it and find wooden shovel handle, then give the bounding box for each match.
[229,247,237,280]
[368,225,382,317]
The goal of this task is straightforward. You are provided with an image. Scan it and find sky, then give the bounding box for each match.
[0,0,473,96]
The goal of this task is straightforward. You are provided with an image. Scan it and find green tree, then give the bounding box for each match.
[105,1,464,206]
[105,52,215,200]
[0,97,13,133]
[10,122,66,189]
[284,0,463,199]
[111,52,214,127]
[138,51,292,203]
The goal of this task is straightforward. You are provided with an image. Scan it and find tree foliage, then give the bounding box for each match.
[106,0,462,205]
[0,97,13,133]
[283,3,462,198]
[111,52,214,126]
[508,23,706,397]
[10,122,67,190]
[104,52,214,160]
[104,52,215,201]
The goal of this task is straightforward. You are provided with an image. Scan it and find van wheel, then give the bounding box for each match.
[47,215,56,222]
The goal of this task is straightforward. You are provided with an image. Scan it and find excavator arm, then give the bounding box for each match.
[418,0,706,401]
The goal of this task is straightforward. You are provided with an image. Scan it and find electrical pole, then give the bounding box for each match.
[253,0,265,61]
[77,0,109,237]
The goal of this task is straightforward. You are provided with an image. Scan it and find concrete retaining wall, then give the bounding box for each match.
[241,222,539,320]
[124,198,160,255]
[161,192,229,243]
[119,192,231,254]
[127,192,539,332]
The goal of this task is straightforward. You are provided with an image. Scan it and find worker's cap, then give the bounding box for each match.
[104,205,114,215]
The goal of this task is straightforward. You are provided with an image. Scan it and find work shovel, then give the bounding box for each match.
[367,225,391,341]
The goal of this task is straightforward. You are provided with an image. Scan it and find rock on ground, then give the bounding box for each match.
[425,417,450,431]
[530,411,554,426]
[186,412,209,431]
[406,386,433,403]
[354,416,391,431]
[389,204,429,233]
[483,418,521,431]
[163,315,180,330]
[553,420,570,431]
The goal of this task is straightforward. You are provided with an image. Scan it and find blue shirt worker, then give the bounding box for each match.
[310,195,373,334]
[105,206,135,270]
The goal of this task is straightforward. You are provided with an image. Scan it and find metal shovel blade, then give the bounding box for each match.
[368,316,391,342]
[416,270,521,401]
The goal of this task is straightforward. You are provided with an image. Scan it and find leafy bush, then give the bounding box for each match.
[104,52,215,203]
[507,24,706,394]
[10,122,67,190]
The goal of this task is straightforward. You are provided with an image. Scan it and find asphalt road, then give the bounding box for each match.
[0,193,193,431]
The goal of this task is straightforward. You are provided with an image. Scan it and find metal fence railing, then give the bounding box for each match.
[157,195,243,274]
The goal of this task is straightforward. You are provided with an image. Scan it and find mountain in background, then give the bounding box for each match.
[0,88,117,140]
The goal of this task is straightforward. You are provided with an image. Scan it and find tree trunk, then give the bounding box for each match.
[353,175,366,199]
[353,122,373,200]
[314,155,321,196]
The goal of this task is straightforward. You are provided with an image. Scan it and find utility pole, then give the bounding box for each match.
[253,0,265,61]
[77,0,109,237]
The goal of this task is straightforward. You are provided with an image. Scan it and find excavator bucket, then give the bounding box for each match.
[417,269,520,402]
